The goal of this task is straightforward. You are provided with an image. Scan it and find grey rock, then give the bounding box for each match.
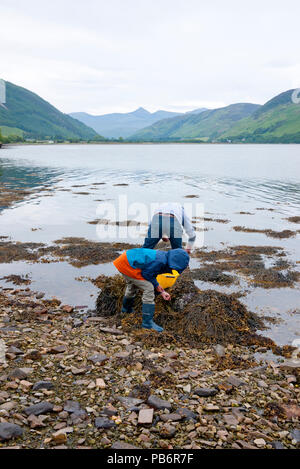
[32,381,54,391]
[291,429,300,443]
[24,401,54,416]
[194,387,218,397]
[8,368,28,380]
[102,406,118,417]
[88,353,108,365]
[6,346,23,355]
[147,395,172,411]
[176,407,198,421]
[160,413,182,422]
[271,441,285,449]
[95,417,116,429]
[117,396,144,408]
[226,376,246,387]
[64,400,81,413]
[214,344,225,357]
[70,410,87,423]
[0,423,23,441]
[160,423,176,439]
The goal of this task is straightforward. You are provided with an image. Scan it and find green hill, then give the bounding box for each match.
[130,103,260,141]
[0,81,102,141]
[218,90,300,143]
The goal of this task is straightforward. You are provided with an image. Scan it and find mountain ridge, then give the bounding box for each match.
[130,103,261,141]
[218,89,300,143]
[0,81,102,141]
[70,107,208,138]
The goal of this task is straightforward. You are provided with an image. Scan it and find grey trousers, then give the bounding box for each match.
[122,273,155,305]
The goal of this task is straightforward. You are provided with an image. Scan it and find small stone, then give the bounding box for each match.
[32,381,54,391]
[95,417,116,429]
[147,395,172,411]
[0,401,17,411]
[194,388,218,397]
[114,351,130,359]
[6,346,23,355]
[20,380,33,391]
[0,423,23,441]
[290,429,300,443]
[117,396,144,408]
[237,440,257,450]
[49,345,66,354]
[177,408,198,421]
[204,404,219,412]
[24,349,42,361]
[24,401,54,416]
[52,431,67,443]
[277,404,300,420]
[214,344,225,357]
[160,423,176,439]
[138,408,154,425]
[96,378,106,389]
[64,400,81,413]
[271,441,285,449]
[254,438,266,448]
[164,351,178,359]
[223,414,239,426]
[88,354,108,365]
[226,376,245,387]
[160,413,182,422]
[102,406,117,417]
[100,327,123,335]
[101,437,111,445]
[8,368,28,380]
[71,366,87,375]
[27,415,45,429]
[182,384,191,393]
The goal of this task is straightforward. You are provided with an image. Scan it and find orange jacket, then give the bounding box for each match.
[113,251,145,281]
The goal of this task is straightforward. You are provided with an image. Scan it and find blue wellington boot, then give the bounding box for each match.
[121,296,135,314]
[142,303,163,332]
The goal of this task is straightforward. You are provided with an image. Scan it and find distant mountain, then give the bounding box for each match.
[70,107,184,138]
[218,90,300,143]
[70,107,209,139]
[130,103,260,141]
[186,108,209,114]
[0,81,102,140]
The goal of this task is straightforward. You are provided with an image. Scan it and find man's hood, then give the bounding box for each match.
[166,249,190,274]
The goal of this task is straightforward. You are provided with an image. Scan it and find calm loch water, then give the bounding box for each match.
[0,143,299,346]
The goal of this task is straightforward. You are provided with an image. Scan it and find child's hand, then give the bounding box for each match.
[161,291,171,301]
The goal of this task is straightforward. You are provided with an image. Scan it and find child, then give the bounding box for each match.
[143,203,196,254]
[113,247,189,332]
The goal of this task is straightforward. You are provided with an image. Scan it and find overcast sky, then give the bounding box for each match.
[1,0,300,115]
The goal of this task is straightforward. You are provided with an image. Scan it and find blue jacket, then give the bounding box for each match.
[126,248,189,288]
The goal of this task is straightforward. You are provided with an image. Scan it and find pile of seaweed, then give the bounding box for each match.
[94,271,274,348]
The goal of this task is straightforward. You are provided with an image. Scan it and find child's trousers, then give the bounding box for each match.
[122,273,155,305]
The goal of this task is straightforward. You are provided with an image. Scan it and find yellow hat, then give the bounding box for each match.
[156,270,179,289]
